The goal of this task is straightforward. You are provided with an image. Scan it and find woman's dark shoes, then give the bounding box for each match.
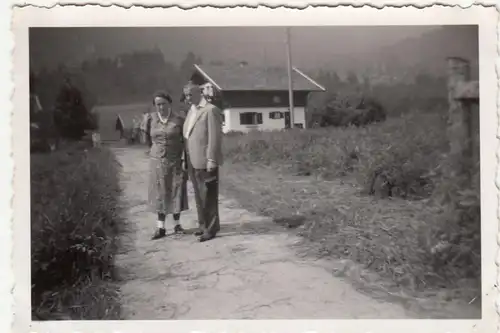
[151,228,166,240]
[198,233,216,242]
[174,224,185,234]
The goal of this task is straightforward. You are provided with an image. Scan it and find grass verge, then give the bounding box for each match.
[31,142,124,320]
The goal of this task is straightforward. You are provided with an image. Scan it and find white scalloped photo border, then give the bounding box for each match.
[3,2,498,333]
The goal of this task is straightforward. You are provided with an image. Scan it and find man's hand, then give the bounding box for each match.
[207,160,217,172]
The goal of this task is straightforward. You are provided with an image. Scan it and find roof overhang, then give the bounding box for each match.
[192,64,327,93]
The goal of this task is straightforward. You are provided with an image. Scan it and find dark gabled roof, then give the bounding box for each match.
[193,64,326,92]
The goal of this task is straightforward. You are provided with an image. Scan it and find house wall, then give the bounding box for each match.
[190,72,317,132]
[223,107,306,133]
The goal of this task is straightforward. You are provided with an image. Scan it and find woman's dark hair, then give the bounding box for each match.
[152,91,172,105]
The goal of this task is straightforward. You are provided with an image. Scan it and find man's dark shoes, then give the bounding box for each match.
[151,228,166,240]
[194,229,204,236]
[174,224,185,234]
[198,232,216,242]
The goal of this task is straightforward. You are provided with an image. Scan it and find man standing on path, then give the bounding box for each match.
[182,83,224,242]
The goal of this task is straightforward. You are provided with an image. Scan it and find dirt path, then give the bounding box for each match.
[113,146,417,319]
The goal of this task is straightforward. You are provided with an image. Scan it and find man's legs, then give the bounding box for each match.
[187,159,206,236]
[202,168,220,237]
[187,159,220,240]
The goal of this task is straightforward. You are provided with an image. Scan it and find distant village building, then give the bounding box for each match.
[91,103,151,143]
[114,110,143,143]
[190,63,326,133]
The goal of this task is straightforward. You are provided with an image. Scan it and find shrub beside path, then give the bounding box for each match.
[113,146,416,319]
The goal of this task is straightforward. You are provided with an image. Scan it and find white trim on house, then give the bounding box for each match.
[222,107,306,133]
[292,67,327,92]
[193,64,223,91]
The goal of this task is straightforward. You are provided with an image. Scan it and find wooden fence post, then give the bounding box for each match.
[446,57,478,179]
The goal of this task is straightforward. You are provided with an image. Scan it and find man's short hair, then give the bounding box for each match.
[180,81,200,102]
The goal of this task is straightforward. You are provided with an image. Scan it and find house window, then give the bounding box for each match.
[240,112,263,125]
[269,111,284,120]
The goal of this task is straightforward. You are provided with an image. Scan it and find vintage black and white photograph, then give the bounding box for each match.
[11,4,498,333]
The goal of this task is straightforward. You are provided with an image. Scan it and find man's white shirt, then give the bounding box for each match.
[184,104,198,139]
[184,100,207,139]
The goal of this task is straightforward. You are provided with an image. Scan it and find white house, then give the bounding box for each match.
[190,63,326,133]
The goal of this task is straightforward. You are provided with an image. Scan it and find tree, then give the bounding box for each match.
[54,77,91,140]
[179,51,202,82]
[346,71,359,86]
[329,71,341,86]
[415,72,434,86]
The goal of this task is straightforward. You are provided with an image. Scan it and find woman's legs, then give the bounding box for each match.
[157,212,166,228]
[152,212,167,240]
[153,212,184,239]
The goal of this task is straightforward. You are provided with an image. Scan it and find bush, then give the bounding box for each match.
[224,111,448,199]
[223,128,359,178]
[355,112,448,199]
[308,87,387,128]
[31,144,123,320]
[53,82,94,141]
[30,109,60,153]
[427,161,481,282]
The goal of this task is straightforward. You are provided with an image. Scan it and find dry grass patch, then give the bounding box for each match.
[220,162,480,310]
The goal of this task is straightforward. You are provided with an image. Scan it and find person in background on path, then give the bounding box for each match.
[147,91,189,240]
[131,117,141,144]
[182,83,224,242]
[140,109,152,147]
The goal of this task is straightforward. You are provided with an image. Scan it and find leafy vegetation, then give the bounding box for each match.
[31,144,124,320]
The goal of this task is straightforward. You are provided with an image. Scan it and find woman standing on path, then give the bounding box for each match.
[147,91,189,240]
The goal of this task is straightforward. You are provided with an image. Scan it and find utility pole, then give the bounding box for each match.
[285,27,295,129]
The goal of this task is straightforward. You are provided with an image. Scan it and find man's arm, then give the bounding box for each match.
[206,106,222,169]
[145,113,153,148]
[180,121,188,170]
